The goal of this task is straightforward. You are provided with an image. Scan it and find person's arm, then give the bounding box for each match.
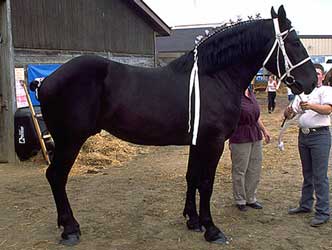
[273,80,278,88]
[299,102,332,115]
[258,117,270,144]
[265,80,271,92]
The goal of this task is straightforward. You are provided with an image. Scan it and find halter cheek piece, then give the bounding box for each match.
[263,18,311,88]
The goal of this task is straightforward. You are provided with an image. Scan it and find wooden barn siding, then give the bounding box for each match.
[10,0,154,54]
[14,49,155,68]
[301,38,332,56]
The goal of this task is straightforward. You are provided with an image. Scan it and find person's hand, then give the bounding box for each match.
[300,101,311,111]
[263,130,271,144]
[284,106,294,119]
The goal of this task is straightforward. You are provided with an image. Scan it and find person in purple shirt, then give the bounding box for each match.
[229,88,271,211]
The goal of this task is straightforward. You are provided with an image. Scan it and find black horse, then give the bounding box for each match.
[36,6,316,245]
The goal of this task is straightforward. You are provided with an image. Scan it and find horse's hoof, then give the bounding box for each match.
[186,219,203,232]
[59,233,80,246]
[204,228,229,244]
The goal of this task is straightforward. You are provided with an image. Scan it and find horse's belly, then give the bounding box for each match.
[106,128,189,146]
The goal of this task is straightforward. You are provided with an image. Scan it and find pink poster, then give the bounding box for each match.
[15,68,28,108]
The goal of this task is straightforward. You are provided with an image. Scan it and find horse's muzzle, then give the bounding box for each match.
[287,81,302,95]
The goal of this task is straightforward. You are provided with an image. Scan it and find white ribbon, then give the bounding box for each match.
[188,47,200,145]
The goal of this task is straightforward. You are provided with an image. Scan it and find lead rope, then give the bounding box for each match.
[277,97,298,151]
[188,47,200,145]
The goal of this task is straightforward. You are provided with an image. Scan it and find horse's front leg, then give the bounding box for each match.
[195,141,228,244]
[183,147,202,232]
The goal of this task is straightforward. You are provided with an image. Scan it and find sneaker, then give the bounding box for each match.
[236,204,248,212]
[310,217,329,227]
[246,202,263,209]
[288,207,311,215]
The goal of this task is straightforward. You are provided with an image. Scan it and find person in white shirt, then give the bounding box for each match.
[284,64,332,227]
[266,75,277,113]
[286,87,295,102]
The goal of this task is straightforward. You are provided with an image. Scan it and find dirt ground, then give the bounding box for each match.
[1,91,332,250]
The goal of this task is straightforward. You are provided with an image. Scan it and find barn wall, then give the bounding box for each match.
[301,37,332,56]
[14,49,155,68]
[10,0,155,54]
[0,0,162,164]
[157,52,185,66]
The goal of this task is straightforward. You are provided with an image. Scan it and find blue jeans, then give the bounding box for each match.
[298,127,331,220]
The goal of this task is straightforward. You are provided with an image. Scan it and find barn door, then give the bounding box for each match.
[0,0,16,163]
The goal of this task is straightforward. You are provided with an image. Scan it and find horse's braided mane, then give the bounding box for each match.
[195,14,262,48]
[169,16,271,74]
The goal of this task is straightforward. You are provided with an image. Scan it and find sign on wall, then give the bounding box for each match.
[15,68,28,109]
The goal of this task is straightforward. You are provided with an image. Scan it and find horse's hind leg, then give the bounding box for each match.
[183,147,201,232]
[46,136,86,246]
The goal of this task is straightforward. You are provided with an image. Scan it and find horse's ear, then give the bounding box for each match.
[277,5,287,21]
[277,5,288,29]
[271,6,278,18]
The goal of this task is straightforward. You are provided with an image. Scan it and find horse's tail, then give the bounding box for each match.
[30,77,45,92]
[29,77,45,100]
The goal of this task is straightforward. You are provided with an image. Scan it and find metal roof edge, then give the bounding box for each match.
[299,34,332,39]
[129,0,171,36]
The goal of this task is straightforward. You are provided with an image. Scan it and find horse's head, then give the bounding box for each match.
[263,5,316,94]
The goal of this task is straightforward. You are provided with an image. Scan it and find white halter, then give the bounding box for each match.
[263,18,311,89]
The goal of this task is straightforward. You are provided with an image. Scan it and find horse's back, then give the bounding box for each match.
[40,55,110,98]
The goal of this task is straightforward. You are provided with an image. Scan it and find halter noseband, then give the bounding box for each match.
[263,18,311,88]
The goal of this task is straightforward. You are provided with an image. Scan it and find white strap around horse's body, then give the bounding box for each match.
[188,47,200,145]
[263,18,311,89]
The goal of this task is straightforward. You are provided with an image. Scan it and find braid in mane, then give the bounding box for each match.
[169,18,271,74]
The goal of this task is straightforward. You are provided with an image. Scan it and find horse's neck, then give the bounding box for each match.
[198,19,273,75]
[226,60,264,92]
[168,19,274,90]
[210,20,274,90]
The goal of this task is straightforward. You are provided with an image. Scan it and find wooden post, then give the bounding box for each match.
[0,0,16,163]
